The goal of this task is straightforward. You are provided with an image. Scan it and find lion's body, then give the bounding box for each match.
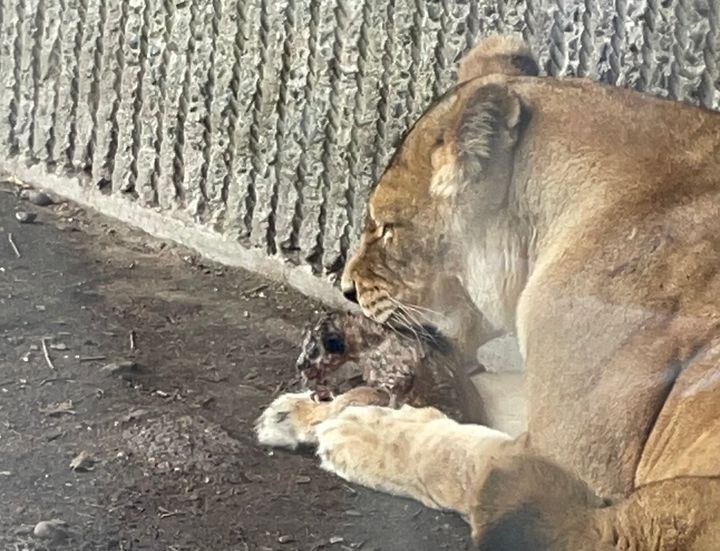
[344,72,720,498]
[502,76,720,495]
[253,33,720,551]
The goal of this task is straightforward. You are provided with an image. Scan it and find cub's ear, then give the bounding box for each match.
[429,83,527,206]
[458,34,539,83]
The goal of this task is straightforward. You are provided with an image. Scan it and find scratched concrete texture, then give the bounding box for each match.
[0,0,718,298]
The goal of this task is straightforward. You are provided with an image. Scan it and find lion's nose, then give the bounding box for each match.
[342,284,358,303]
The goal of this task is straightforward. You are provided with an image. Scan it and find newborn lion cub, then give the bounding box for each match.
[255,386,513,541]
[296,311,486,423]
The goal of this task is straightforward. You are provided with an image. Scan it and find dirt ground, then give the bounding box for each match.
[0,182,472,551]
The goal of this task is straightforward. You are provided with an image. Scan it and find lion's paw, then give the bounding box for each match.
[254,391,318,450]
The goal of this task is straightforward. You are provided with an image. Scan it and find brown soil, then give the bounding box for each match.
[0,182,471,550]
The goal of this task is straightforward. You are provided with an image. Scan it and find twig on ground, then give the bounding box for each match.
[39,377,76,386]
[41,338,56,370]
[8,233,20,258]
[242,283,269,296]
[129,330,136,352]
[158,507,185,519]
[79,355,107,362]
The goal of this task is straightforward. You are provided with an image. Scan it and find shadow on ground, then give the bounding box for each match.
[0,183,471,550]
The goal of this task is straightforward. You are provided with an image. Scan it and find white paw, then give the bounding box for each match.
[254,391,315,450]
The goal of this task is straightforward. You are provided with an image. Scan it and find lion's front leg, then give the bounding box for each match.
[315,406,446,511]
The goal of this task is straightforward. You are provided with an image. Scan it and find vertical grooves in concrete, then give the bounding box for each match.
[241,0,269,238]
[411,0,441,123]
[273,0,311,256]
[6,0,25,156]
[90,0,125,191]
[16,0,38,157]
[441,1,473,85]
[500,0,526,39]
[249,0,291,252]
[263,0,294,255]
[27,0,45,158]
[33,0,61,163]
[180,0,215,217]
[606,0,627,85]
[111,0,149,196]
[345,0,375,250]
[225,0,261,239]
[385,0,414,141]
[699,0,719,108]
[547,1,567,76]
[296,0,334,268]
[171,0,199,205]
[1,0,720,299]
[135,0,163,206]
[64,0,88,166]
[371,0,395,179]
[638,0,658,91]
[85,0,106,171]
[205,0,240,227]
[52,0,76,165]
[283,0,319,257]
[0,0,14,157]
[72,0,104,172]
[320,0,363,272]
[156,0,184,207]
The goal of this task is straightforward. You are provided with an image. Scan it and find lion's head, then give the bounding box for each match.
[341,42,533,344]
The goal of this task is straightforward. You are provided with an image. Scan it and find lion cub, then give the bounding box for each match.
[255,386,513,539]
[295,311,486,423]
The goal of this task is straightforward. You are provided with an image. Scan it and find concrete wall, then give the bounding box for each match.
[1,0,718,303]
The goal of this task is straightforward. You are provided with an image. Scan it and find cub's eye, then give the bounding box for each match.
[323,332,345,354]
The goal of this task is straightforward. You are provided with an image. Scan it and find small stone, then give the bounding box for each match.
[295,475,311,484]
[69,450,95,472]
[35,305,46,312]
[329,536,344,545]
[33,519,68,540]
[101,360,139,378]
[19,189,53,206]
[243,311,250,318]
[50,342,68,351]
[15,211,36,223]
[278,535,295,544]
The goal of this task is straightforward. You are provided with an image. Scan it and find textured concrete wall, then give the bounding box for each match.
[1,0,719,300]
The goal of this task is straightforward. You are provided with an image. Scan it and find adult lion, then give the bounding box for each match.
[340,34,720,545]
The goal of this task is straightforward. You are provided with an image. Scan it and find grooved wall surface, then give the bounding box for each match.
[1,0,719,287]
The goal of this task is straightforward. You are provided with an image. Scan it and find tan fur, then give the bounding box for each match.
[254,386,389,449]
[341,34,720,544]
[457,34,539,83]
[256,388,513,523]
[471,453,720,551]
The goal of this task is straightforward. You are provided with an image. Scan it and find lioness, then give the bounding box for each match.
[340,33,720,544]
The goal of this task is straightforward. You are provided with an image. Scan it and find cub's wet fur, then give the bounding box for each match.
[296,311,485,423]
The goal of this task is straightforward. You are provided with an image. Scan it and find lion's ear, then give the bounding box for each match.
[429,83,526,205]
[458,35,538,83]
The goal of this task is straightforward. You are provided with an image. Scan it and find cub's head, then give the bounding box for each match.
[341,35,535,338]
